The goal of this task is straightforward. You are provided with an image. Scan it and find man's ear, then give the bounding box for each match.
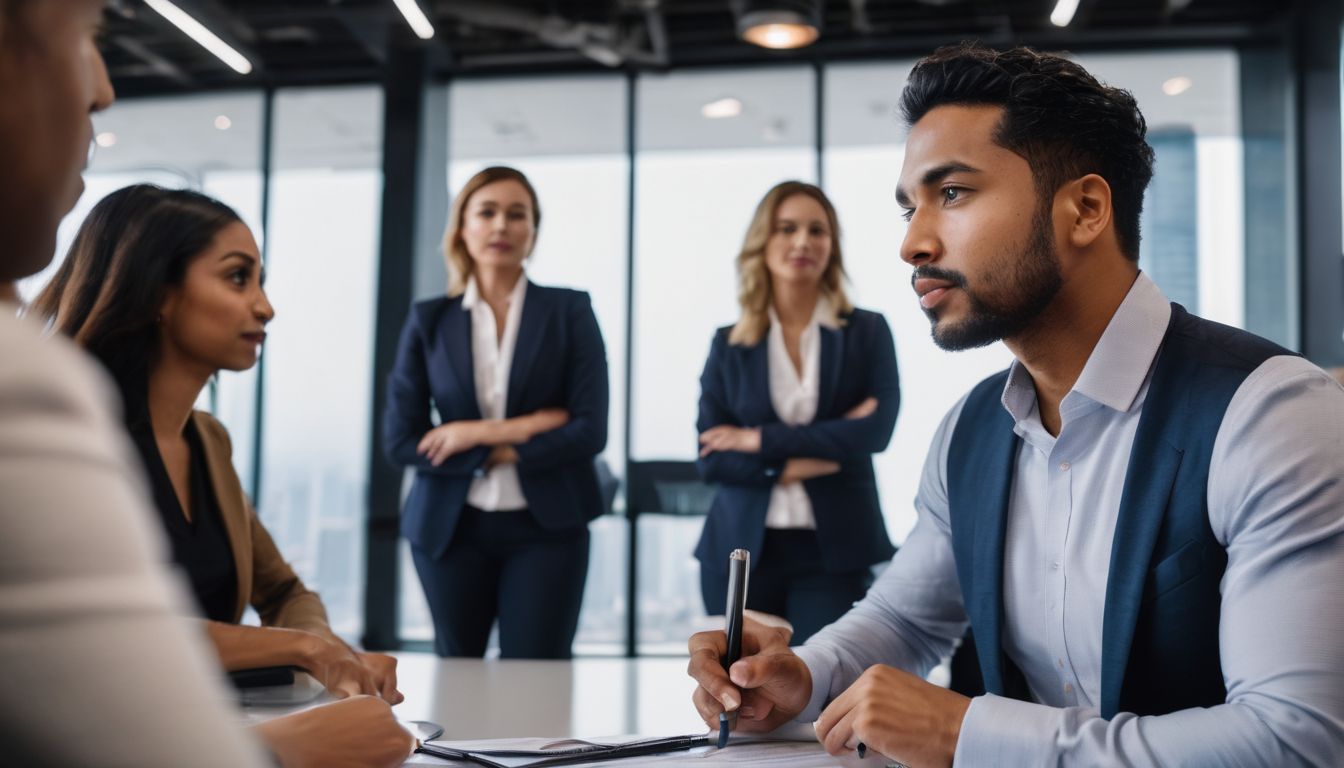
[1059,173,1113,250]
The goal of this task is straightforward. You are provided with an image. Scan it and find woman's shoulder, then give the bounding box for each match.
[526,282,592,306]
[411,295,456,320]
[189,410,233,453]
[842,305,884,323]
[709,323,760,359]
[839,306,891,335]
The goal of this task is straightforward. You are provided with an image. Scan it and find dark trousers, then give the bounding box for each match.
[700,528,872,645]
[411,505,589,659]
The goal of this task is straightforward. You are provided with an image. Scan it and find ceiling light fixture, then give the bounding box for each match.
[95,132,118,148]
[214,115,232,130]
[143,0,254,74]
[702,97,744,119]
[1162,76,1193,96]
[392,0,436,40]
[1050,0,1081,27]
[737,1,821,50]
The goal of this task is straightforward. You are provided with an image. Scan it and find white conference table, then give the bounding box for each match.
[388,653,707,739]
[246,653,872,767]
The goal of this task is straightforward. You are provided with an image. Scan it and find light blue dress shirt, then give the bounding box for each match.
[794,273,1344,765]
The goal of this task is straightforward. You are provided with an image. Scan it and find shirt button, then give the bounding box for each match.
[1059,461,1071,471]
[1051,561,1060,570]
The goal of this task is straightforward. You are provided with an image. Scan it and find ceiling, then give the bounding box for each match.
[101,0,1293,97]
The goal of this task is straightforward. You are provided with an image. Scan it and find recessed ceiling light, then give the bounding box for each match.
[738,2,820,50]
[214,115,232,130]
[702,97,743,119]
[96,132,118,148]
[1162,76,1193,96]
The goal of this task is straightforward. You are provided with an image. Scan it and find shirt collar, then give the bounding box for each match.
[461,272,528,311]
[767,294,841,332]
[1002,271,1171,421]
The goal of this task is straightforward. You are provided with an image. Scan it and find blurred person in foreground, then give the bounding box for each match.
[0,2,411,766]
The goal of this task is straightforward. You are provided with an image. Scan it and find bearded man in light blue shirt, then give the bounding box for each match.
[687,43,1344,767]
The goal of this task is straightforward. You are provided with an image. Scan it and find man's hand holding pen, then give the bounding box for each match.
[687,615,811,734]
[688,616,971,767]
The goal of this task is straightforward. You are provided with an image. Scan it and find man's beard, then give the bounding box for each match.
[917,206,1063,351]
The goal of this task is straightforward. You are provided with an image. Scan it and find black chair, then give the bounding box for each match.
[626,460,716,516]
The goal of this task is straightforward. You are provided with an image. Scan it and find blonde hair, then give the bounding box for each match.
[443,166,541,297]
[728,181,853,346]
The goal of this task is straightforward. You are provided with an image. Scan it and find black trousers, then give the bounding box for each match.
[700,528,873,645]
[411,505,589,659]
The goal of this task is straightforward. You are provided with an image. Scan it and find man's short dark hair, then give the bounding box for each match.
[900,43,1156,261]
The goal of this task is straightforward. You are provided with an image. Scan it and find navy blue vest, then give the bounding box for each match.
[947,304,1293,719]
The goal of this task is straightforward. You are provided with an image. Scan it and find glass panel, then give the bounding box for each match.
[632,66,817,461]
[632,66,816,653]
[19,92,266,493]
[636,515,709,654]
[398,75,629,654]
[1074,50,1245,327]
[824,62,1014,543]
[260,86,384,640]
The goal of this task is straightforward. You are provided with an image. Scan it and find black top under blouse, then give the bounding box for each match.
[128,417,238,622]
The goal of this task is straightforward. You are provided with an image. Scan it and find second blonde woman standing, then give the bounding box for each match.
[695,181,899,643]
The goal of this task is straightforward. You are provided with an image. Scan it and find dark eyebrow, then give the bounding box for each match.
[895,162,983,207]
[219,251,257,266]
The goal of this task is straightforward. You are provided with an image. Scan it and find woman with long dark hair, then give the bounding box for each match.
[32,184,401,704]
[384,166,609,658]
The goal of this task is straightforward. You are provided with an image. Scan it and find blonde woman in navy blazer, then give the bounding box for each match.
[384,167,608,658]
[695,181,899,643]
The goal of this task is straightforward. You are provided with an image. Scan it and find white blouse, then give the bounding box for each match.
[462,274,528,511]
[763,297,839,529]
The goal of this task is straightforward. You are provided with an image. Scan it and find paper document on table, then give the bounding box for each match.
[405,723,871,767]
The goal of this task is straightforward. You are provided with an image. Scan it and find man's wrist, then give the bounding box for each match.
[791,644,834,722]
[942,694,971,763]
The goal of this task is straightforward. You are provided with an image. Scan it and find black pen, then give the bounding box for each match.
[718,548,750,749]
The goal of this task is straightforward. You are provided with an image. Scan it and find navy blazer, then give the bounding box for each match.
[383,283,609,558]
[694,308,899,574]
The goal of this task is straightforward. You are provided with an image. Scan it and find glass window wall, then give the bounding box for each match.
[260,85,385,640]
